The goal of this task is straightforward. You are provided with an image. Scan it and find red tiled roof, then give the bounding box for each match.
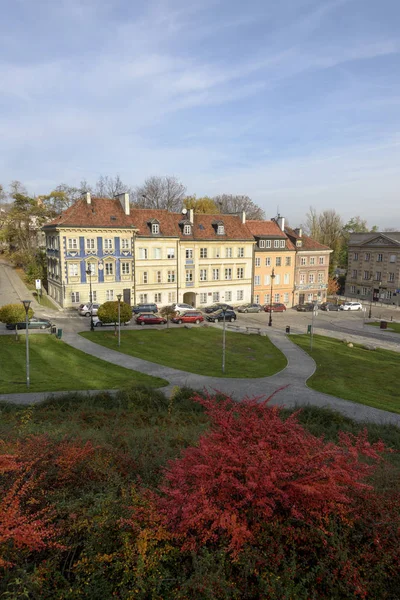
[171,213,254,241]
[44,197,135,228]
[285,226,331,251]
[247,220,296,250]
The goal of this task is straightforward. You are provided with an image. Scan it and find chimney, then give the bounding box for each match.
[276,214,285,231]
[115,192,130,216]
[241,211,246,224]
[189,208,194,223]
[84,192,91,205]
[294,227,302,237]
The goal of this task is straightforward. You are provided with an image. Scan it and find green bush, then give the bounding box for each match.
[97,300,132,324]
[0,303,34,324]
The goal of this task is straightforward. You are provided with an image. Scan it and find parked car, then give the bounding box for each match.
[206,309,237,323]
[78,303,100,316]
[339,302,363,311]
[132,303,158,314]
[264,303,286,313]
[204,303,234,314]
[172,303,198,314]
[237,303,263,313]
[135,313,167,326]
[92,316,131,327]
[6,317,53,330]
[320,302,340,312]
[171,311,204,324]
[296,303,315,312]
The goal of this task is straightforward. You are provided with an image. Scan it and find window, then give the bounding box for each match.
[274,274,280,284]
[254,294,259,303]
[259,240,266,248]
[284,293,289,303]
[139,294,148,303]
[361,287,368,296]
[152,223,160,234]
[121,262,130,275]
[155,271,162,283]
[237,267,244,279]
[121,239,130,250]
[225,248,232,258]
[213,292,220,302]
[364,253,370,262]
[237,247,244,257]
[318,272,324,283]
[390,254,396,263]
[69,263,79,276]
[104,238,113,250]
[375,271,382,281]
[186,249,193,259]
[217,225,225,235]
[255,257,261,267]
[254,275,260,285]
[363,271,369,280]
[91,291,97,301]
[264,294,270,304]
[142,271,148,284]
[138,248,148,260]
[274,240,280,248]
[264,274,270,285]
[266,240,271,248]
[167,270,175,283]
[168,292,176,303]
[225,291,232,301]
[309,273,314,283]
[153,248,161,259]
[275,257,281,267]
[105,262,114,276]
[284,273,290,284]
[350,285,356,294]
[309,257,315,266]
[214,247,221,258]
[154,293,162,303]
[225,268,232,280]
[386,290,392,299]
[285,257,291,266]
[300,273,306,284]
[106,290,114,301]
[71,292,80,303]
[183,224,191,235]
[212,269,220,280]
[274,293,280,302]
[389,272,395,282]
[236,290,244,301]
[319,256,324,265]
[265,257,271,266]
[185,270,193,282]
[68,238,78,250]
[86,238,95,250]
[199,293,207,304]
[167,248,175,259]
[280,240,285,248]
[300,257,307,266]
[307,293,313,302]
[354,252,359,260]
[200,248,208,258]
[352,269,357,278]
[377,253,383,262]
[200,269,207,281]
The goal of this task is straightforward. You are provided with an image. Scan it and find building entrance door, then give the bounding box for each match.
[299,294,305,305]
[123,288,131,306]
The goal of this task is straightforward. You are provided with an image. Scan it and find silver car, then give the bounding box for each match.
[78,303,100,316]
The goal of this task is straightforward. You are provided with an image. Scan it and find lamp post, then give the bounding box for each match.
[368,288,373,319]
[117,294,122,347]
[86,266,94,331]
[22,300,31,388]
[222,308,227,373]
[268,268,275,327]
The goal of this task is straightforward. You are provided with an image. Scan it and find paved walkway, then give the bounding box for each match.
[1,326,399,426]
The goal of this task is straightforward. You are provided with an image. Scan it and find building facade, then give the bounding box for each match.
[345,232,400,306]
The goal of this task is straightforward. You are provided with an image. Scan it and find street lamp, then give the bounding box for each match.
[221,307,227,373]
[117,294,122,347]
[86,266,94,332]
[22,300,31,388]
[268,268,276,327]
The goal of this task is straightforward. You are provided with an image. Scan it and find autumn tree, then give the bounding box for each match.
[97,301,132,334]
[183,195,219,214]
[133,176,187,212]
[213,194,265,220]
[159,305,177,328]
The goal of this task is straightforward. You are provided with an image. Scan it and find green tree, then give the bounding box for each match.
[159,305,177,329]
[0,303,34,324]
[183,196,219,214]
[339,216,378,267]
[97,301,132,335]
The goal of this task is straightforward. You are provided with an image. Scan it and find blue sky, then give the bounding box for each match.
[1,0,399,227]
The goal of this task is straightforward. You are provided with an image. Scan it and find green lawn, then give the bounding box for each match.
[0,334,167,393]
[80,327,287,378]
[290,334,400,413]
[367,321,400,333]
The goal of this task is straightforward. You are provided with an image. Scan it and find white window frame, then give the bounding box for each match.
[237,247,244,257]
[200,269,208,281]
[86,238,96,250]
[153,248,161,259]
[121,262,130,275]
[183,224,191,235]
[237,268,244,279]
[68,238,78,250]
[284,293,289,303]
[255,257,261,267]
[106,289,114,301]
[104,238,113,251]
[301,257,307,266]
[309,273,315,284]
[274,240,280,248]
[71,291,80,303]
[225,268,232,280]
[167,248,175,259]
[236,290,244,301]
[279,240,285,248]
[259,240,265,248]
[319,256,324,265]
[142,271,148,284]
[186,249,193,259]
[225,291,232,301]
[212,268,220,280]
[155,271,162,283]
[254,275,260,285]
[274,293,280,302]
[138,248,148,260]
[167,270,175,283]
[121,238,130,250]
[225,248,233,258]
[69,263,79,277]
[318,272,324,283]
[200,248,208,258]
[284,273,290,284]
[154,292,162,303]
[152,223,160,234]
[276,257,281,266]
[213,291,220,302]
[265,257,271,266]
[199,293,207,303]
[105,262,114,276]
[217,225,224,235]
[185,270,193,282]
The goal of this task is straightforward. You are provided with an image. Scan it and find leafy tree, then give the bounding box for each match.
[327,275,340,296]
[97,301,132,334]
[212,194,265,220]
[183,196,219,214]
[0,303,34,324]
[133,176,187,211]
[339,216,379,267]
[159,305,177,328]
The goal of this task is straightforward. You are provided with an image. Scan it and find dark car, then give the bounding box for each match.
[135,313,167,326]
[320,302,340,312]
[264,303,286,313]
[204,303,234,314]
[206,309,237,323]
[171,311,204,324]
[237,303,263,313]
[296,303,315,312]
[6,317,53,330]
[132,303,158,314]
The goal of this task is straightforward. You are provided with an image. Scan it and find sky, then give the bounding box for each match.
[1,0,399,228]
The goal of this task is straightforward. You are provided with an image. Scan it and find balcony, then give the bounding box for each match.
[295,283,327,291]
[185,282,194,287]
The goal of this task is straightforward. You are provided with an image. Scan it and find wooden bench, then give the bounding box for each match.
[227,323,241,332]
[246,326,262,335]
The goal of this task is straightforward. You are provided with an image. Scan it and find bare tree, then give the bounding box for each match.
[133,176,187,212]
[212,194,265,220]
[9,180,27,197]
[93,175,132,198]
[304,206,321,239]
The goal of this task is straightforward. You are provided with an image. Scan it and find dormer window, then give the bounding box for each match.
[296,240,302,248]
[152,223,160,234]
[217,225,225,235]
[183,224,192,235]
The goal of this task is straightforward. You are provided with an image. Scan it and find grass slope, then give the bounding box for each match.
[291,334,400,413]
[0,334,167,393]
[367,321,400,333]
[80,327,287,378]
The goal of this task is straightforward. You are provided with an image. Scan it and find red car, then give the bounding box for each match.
[264,303,286,313]
[136,313,167,326]
[171,311,204,324]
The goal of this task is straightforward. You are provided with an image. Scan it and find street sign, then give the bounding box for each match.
[35,279,41,290]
